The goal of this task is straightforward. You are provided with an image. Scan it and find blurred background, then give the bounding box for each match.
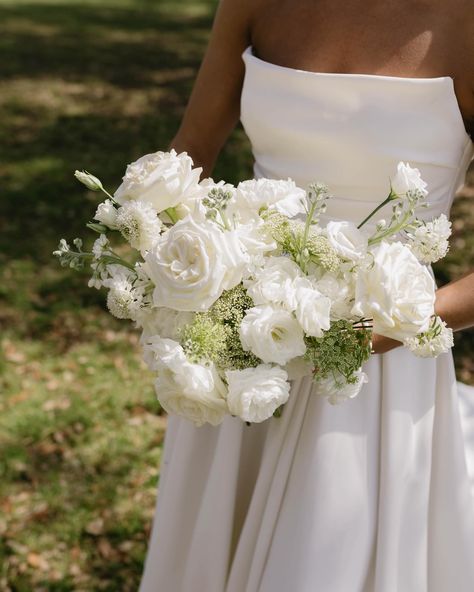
[0,0,472,589]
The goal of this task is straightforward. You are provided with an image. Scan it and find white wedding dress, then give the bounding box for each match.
[139,46,474,592]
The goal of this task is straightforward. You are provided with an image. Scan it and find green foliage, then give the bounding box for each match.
[305,320,372,383]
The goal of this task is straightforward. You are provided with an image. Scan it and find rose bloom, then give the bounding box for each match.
[145,216,247,311]
[325,220,368,262]
[390,161,428,197]
[234,178,307,219]
[352,241,435,340]
[114,149,203,213]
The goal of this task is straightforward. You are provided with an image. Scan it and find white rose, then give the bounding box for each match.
[294,284,331,337]
[94,199,118,228]
[240,304,306,365]
[244,256,304,310]
[114,150,202,213]
[352,241,435,340]
[325,221,368,261]
[144,337,228,426]
[390,162,428,197]
[145,216,247,312]
[235,178,307,219]
[225,364,290,423]
[316,369,368,405]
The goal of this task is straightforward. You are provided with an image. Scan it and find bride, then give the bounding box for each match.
[140,1,474,590]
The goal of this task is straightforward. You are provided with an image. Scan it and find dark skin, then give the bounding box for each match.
[171,0,474,353]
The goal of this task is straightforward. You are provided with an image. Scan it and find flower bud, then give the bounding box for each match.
[74,170,103,191]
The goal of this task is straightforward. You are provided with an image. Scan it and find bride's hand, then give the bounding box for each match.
[371,333,401,354]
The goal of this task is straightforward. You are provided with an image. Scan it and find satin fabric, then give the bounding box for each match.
[139,46,474,591]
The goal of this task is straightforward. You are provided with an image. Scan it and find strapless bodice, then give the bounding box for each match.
[241,46,473,225]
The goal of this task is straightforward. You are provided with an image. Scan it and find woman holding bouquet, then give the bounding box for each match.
[139,0,474,590]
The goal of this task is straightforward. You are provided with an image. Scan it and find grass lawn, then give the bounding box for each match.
[0,0,472,589]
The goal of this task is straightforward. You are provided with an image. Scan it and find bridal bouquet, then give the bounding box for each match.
[54,150,453,425]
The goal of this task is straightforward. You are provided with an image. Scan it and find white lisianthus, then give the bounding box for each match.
[74,170,103,191]
[403,316,454,358]
[244,256,304,310]
[294,284,331,337]
[315,369,368,405]
[240,305,306,365]
[115,200,163,253]
[114,150,202,213]
[390,162,428,197]
[235,178,307,219]
[325,220,368,262]
[225,364,290,423]
[407,214,452,264]
[103,270,143,321]
[144,337,228,426]
[94,199,118,228]
[145,216,247,311]
[352,241,435,340]
[314,271,355,320]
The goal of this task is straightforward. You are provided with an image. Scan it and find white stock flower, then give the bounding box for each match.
[408,214,452,264]
[240,305,306,365]
[145,216,247,311]
[94,199,118,228]
[404,316,454,358]
[92,234,110,259]
[115,200,163,253]
[390,162,428,197]
[235,178,307,219]
[294,284,331,337]
[315,369,368,405]
[353,241,435,340]
[244,256,304,310]
[144,337,228,426]
[325,221,368,261]
[114,150,202,212]
[225,364,290,423]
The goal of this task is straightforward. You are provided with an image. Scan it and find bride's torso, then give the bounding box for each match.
[241,46,473,224]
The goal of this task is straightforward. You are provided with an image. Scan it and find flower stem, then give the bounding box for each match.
[357,191,396,229]
[165,207,179,224]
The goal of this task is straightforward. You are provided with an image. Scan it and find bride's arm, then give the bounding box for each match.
[170,0,257,177]
[372,270,474,354]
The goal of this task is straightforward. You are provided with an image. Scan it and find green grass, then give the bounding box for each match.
[0,0,472,589]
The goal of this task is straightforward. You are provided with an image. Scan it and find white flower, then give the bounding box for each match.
[94,199,118,228]
[294,284,331,337]
[408,214,452,264]
[390,162,428,197]
[144,337,228,426]
[352,242,435,340]
[404,316,454,357]
[225,364,290,423]
[325,221,368,261]
[235,178,307,219]
[240,304,306,365]
[314,271,355,320]
[244,256,304,310]
[115,200,163,253]
[92,234,110,259]
[104,271,143,320]
[315,369,368,405]
[114,150,202,213]
[145,216,247,311]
